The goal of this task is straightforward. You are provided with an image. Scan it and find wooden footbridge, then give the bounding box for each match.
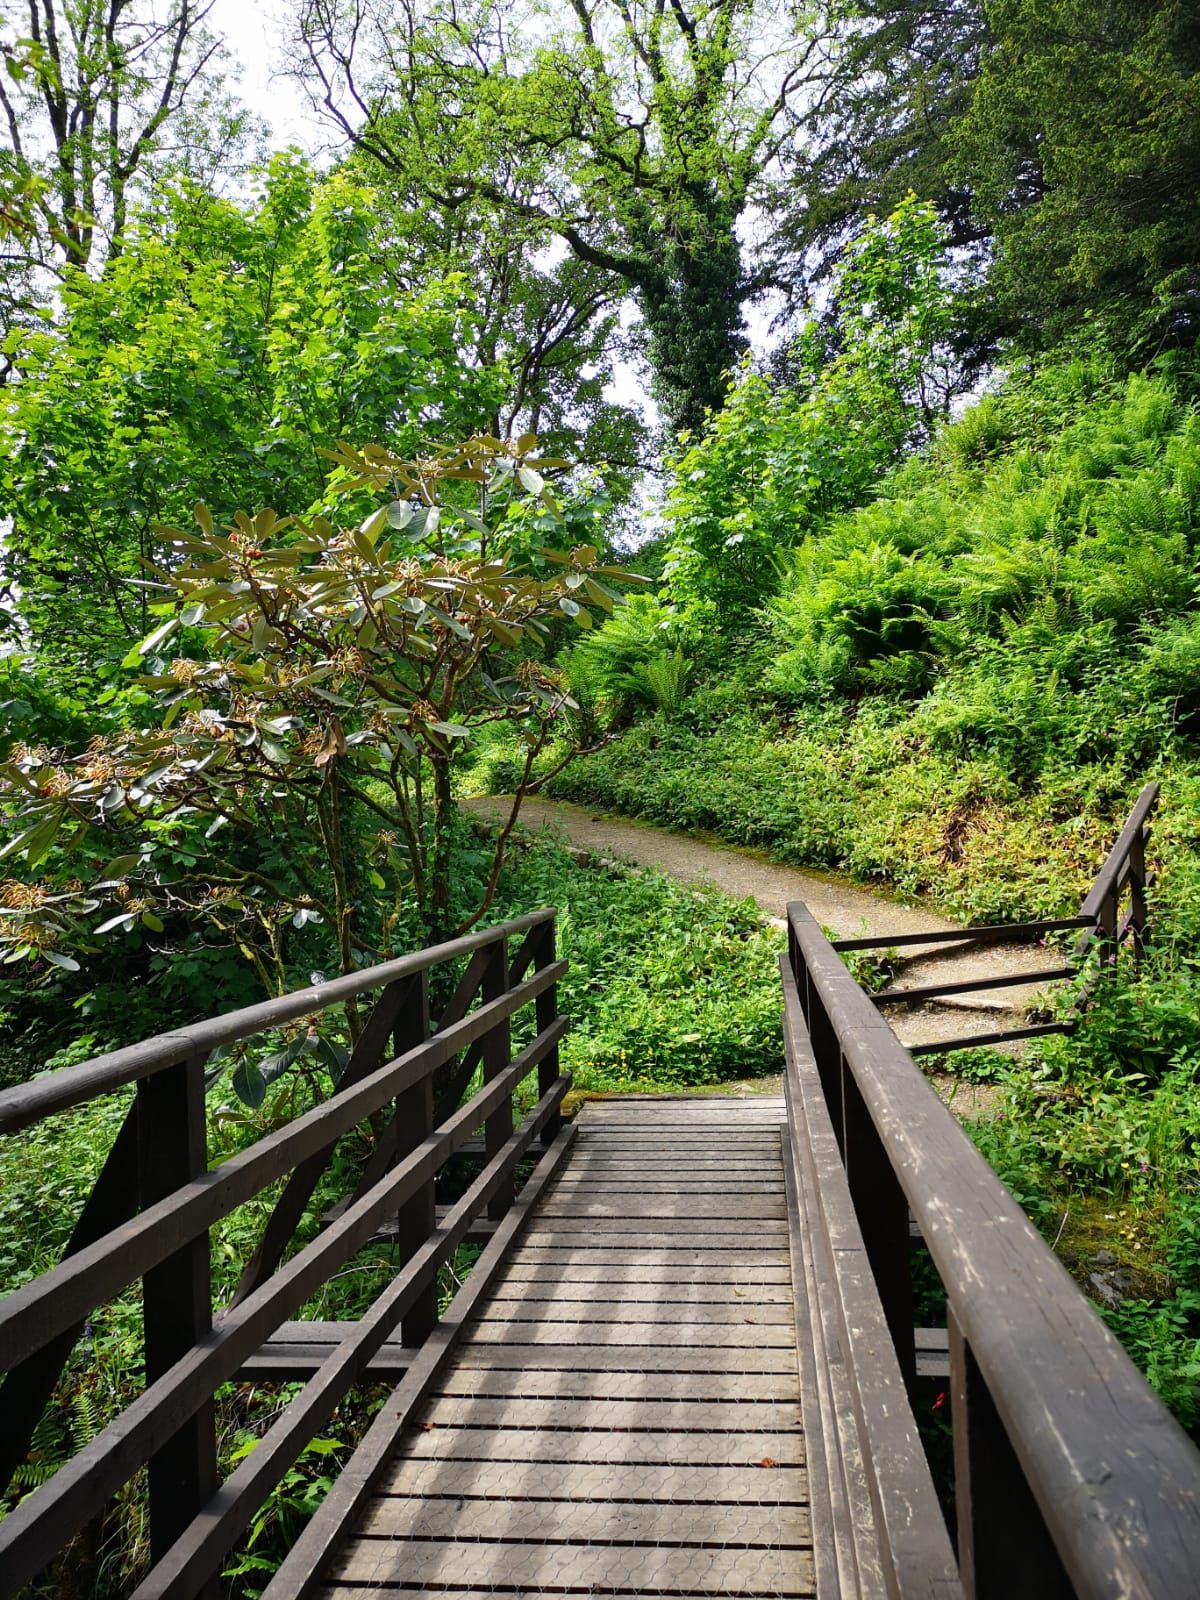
[3,784,1200,1598]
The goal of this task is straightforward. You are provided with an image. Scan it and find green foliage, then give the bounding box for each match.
[0,433,637,993]
[563,594,687,727]
[294,0,820,437]
[0,158,504,666]
[663,198,957,624]
[771,2,986,317]
[489,840,783,1090]
[950,0,1200,356]
[631,649,693,718]
[763,364,1200,719]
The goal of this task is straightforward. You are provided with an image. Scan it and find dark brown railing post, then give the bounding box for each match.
[1107,883,1126,953]
[393,970,436,1345]
[136,1052,218,1571]
[948,1309,1071,1600]
[0,1104,142,1497]
[535,918,561,1145]
[842,1063,917,1398]
[482,934,514,1219]
[1130,820,1150,964]
[808,1001,844,1157]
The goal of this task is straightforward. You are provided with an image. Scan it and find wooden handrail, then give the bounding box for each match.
[1079,781,1159,921]
[786,899,1200,1596]
[127,1077,571,1600]
[0,1030,569,1594]
[0,960,565,1368]
[0,908,554,1133]
[0,912,571,1600]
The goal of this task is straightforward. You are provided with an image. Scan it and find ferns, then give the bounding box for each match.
[629,649,692,716]
[763,365,1200,704]
[565,595,693,721]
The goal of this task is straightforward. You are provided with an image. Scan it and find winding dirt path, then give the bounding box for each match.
[465,794,1067,1056]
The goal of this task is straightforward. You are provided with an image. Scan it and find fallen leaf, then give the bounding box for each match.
[758,1457,778,1469]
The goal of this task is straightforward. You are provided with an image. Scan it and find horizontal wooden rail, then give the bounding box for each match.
[833,915,1091,953]
[786,898,1200,1598]
[1079,783,1158,923]
[0,909,554,1133]
[0,911,570,1600]
[907,1020,1070,1056]
[873,963,1075,1006]
[0,960,565,1369]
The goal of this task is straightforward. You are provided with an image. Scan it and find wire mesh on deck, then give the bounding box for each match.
[322,1097,814,1599]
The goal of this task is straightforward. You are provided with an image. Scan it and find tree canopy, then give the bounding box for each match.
[291,0,825,435]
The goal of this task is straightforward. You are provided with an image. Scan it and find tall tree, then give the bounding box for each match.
[0,157,505,664]
[0,1,251,368]
[769,0,987,288]
[770,0,1200,363]
[290,0,826,436]
[950,0,1200,356]
[357,180,650,483]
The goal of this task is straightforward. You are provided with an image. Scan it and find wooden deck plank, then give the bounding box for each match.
[573,1136,780,1146]
[461,1320,796,1347]
[319,1591,812,1600]
[398,1426,807,1465]
[506,1249,791,1268]
[486,1280,794,1303]
[329,1543,814,1595]
[536,1200,787,1219]
[573,1131,784,1142]
[554,1171,782,1183]
[475,1299,795,1324]
[449,1344,799,1374]
[375,1458,811,1503]
[432,1368,798,1402]
[555,1173,783,1184]
[501,1263,793,1284]
[524,1228,790,1241]
[415,1396,803,1431]
[355,1497,813,1544]
[550,1177,784,1189]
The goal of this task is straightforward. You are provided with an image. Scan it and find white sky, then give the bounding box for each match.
[206,1,317,148]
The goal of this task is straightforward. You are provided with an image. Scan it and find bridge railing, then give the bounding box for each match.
[783,872,1200,1597]
[0,908,569,1600]
[831,780,1159,1055]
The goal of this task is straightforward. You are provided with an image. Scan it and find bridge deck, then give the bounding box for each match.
[318,1096,816,1599]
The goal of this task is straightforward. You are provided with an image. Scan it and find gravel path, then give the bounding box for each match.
[464,794,1069,1058]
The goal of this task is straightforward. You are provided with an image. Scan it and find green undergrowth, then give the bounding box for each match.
[486,835,783,1092]
[540,703,1140,922]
